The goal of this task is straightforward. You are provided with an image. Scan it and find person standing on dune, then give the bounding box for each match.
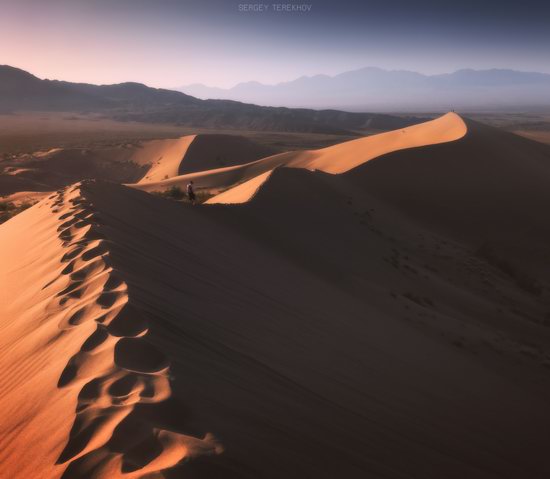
[187,181,196,205]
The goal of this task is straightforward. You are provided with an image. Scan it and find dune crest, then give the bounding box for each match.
[205,170,273,204]
[0,182,221,478]
[133,112,466,204]
[287,111,467,173]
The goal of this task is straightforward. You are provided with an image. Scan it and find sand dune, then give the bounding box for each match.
[134,112,466,202]
[0,146,147,196]
[137,134,277,184]
[176,133,277,175]
[137,136,197,183]
[205,170,273,204]
[0,134,276,199]
[2,114,550,478]
[0,184,221,478]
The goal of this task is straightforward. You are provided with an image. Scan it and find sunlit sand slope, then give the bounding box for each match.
[0,183,221,478]
[204,170,273,204]
[2,157,550,477]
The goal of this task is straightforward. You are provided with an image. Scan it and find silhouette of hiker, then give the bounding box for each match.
[187,181,196,205]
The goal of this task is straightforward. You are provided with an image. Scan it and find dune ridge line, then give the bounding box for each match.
[47,181,222,478]
[130,112,467,205]
[207,112,468,204]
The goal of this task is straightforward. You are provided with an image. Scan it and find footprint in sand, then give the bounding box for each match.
[57,217,80,231]
[59,212,74,220]
[80,325,110,352]
[81,244,109,262]
[56,280,85,298]
[58,229,74,243]
[114,338,169,374]
[61,246,86,263]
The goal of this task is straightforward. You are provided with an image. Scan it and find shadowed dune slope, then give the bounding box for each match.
[346,117,550,279]
[133,112,466,200]
[176,134,278,175]
[2,151,550,478]
[137,134,277,184]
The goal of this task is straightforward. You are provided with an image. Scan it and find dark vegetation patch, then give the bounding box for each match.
[153,186,214,204]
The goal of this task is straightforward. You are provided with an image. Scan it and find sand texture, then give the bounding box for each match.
[2,113,550,478]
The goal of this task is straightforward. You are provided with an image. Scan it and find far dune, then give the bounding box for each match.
[137,134,278,184]
[0,132,278,197]
[136,136,197,183]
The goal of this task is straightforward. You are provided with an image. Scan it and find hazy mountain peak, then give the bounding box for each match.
[0,64,423,133]
[180,67,550,111]
[0,65,41,83]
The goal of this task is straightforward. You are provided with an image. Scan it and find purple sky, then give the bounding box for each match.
[1,0,549,88]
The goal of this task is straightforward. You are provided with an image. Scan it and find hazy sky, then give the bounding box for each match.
[1,0,549,88]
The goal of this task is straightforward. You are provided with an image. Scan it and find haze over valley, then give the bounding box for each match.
[181,67,550,111]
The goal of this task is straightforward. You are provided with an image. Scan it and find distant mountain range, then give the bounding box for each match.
[179,67,550,111]
[0,65,424,134]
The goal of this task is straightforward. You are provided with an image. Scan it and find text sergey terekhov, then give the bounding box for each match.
[238,4,313,13]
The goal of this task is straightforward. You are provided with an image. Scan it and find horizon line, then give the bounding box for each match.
[3,63,550,92]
